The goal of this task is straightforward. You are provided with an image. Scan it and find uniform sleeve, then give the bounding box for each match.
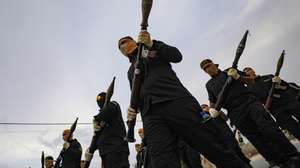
[94,102,119,123]
[154,41,182,63]
[206,83,217,104]
[127,65,134,91]
[63,140,82,161]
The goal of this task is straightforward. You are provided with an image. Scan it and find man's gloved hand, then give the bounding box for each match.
[127,106,137,121]
[227,68,240,80]
[84,149,93,161]
[272,76,281,84]
[93,119,102,132]
[137,30,153,48]
[209,108,221,118]
[63,141,70,150]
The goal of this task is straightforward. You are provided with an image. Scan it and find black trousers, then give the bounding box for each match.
[142,97,248,168]
[272,99,300,140]
[214,117,251,165]
[101,151,129,168]
[229,97,299,164]
[178,141,203,168]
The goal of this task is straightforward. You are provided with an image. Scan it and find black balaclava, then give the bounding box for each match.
[96,92,106,109]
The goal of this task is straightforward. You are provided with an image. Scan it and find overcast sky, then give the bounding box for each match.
[1,0,300,167]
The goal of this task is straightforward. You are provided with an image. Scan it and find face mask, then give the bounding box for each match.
[96,92,106,109]
[120,40,137,56]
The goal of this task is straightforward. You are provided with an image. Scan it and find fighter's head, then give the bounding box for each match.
[200,59,219,77]
[45,156,54,168]
[201,104,210,113]
[118,36,137,59]
[62,129,72,141]
[243,67,257,79]
[96,92,106,109]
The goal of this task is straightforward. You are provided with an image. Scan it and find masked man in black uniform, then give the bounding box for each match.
[85,92,130,168]
[118,31,250,168]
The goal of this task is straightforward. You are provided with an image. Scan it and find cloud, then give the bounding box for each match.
[240,0,267,17]
[1,1,300,167]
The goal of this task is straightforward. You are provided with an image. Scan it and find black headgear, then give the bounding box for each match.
[45,156,54,160]
[96,92,106,109]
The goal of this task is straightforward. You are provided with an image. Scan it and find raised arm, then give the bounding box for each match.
[154,41,182,63]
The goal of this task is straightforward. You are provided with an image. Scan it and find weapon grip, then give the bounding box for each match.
[125,119,136,142]
[215,77,232,111]
[265,84,275,111]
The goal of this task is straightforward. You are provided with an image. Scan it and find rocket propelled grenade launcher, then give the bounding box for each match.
[125,0,153,143]
[84,77,115,168]
[41,151,44,168]
[265,50,285,110]
[54,117,78,168]
[215,30,249,111]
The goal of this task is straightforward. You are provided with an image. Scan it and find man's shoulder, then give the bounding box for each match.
[206,72,225,87]
[153,40,164,45]
[261,74,273,78]
[258,74,273,81]
[206,78,214,89]
[71,139,81,146]
[110,101,119,106]
[152,40,165,50]
[110,101,121,111]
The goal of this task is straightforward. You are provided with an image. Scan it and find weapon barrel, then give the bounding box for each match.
[215,77,232,111]
[125,0,153,143]
[84,77,116,168]
[141,0,153,30]
[215,30,249,111]
[265,50,285,110]
[125,44,143,143]
[232,30,249,69]
[275,50,285,76]
[104,77,116,107]
[41,151,44,168]
[69,117,78,141]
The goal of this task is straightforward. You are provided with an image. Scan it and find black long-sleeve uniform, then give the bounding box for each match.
[94,101,130,168]
[127,40,248,168]
[61,139,82,168]
[206,70,300,165]
[247,75,300,140]
[289,82,300,101]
